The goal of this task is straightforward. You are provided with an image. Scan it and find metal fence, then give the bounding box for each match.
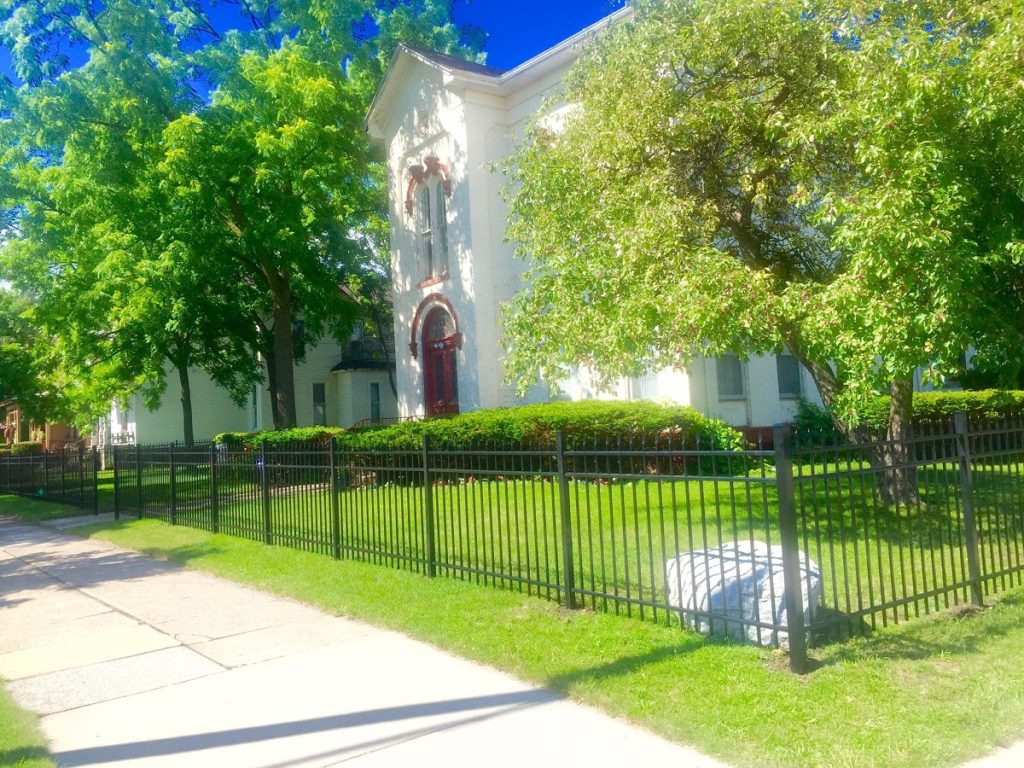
[1,412,1023,673]
[0,446,101,511]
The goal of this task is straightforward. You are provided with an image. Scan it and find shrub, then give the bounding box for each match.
[793,390,1024,446]
[215,401,744,451]
[10,441,44,456]
[860,389,1024,431]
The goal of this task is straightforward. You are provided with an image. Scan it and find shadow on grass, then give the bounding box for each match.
[545,633,722,691]
[0,747,52,767]
[815,591,1024,667]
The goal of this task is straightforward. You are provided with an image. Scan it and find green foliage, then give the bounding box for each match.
[503,0,1024,430]
[861,390,1024,430]
[0,0,481,432]
[10,442,44,457]
[795,390,1024,444]
[215,401,744,451]
[793,400,844,445]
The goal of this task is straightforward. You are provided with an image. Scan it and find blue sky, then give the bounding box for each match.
[0,1,623,83]
[452,0,624,69]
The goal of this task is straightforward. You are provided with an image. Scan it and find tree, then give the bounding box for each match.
[0,0,260,444]
[503,0,1024,503]
[0,288,55,424]
[0,0,483,432]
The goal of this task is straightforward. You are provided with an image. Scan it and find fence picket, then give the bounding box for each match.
[3,412,1024,674]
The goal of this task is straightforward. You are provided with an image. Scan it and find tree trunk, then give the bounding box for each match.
[875,378,918,507]
[268,287,297,429]
[177,361,195,448]
[788,339,919,507]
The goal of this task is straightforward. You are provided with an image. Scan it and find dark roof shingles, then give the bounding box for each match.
[401,44,505,78]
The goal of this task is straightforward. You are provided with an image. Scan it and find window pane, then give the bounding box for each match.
[435,182,448,278]
[370,383,381,423]
[419,186,433,278]
[716,355,745,399]
[777,354,802,398]
[312,383,327,427]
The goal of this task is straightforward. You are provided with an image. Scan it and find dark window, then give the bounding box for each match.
[777,353,803,399]
[370,383,381,423]
[312,383,327,427]
[716,355,745,399]
[418,185,433,278]
[435,181,449,278]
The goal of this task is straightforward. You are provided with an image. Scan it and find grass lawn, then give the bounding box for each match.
[3,494,1021,768]
[0,682,53,768]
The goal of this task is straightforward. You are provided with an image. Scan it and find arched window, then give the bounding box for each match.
[417,185,433,278]
[407,159,451,283]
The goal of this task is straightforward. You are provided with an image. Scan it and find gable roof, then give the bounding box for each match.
[365,7,633,138]
[400,44,506,78]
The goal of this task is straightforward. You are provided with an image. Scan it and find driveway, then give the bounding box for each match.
[0,515,725,767]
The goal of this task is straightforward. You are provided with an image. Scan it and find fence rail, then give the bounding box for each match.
[2,413,1023,673]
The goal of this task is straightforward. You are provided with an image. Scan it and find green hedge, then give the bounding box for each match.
[215,401,744,451]
[9,441,44,456]
[796,390,1024,443]
[861,389,1024,430]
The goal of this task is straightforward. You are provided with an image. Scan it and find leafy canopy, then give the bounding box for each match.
[503,0,1024,425]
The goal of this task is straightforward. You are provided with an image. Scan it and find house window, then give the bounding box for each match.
[777,353,803,399]
[250,386,259,431]
[312,383,327,427]
[417,185,433,279]
[413,178,449,282]
[435,180,449,277]
[716,355,745,400]
[370,382,381,423]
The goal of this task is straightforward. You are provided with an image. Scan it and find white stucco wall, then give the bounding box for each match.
[121,366,252,445]
[372,31,831,429]
[333,370,400,428]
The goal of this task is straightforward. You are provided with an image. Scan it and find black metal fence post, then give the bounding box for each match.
[42,451,48,497]
[135,442,143,519]
[77,444,85,506]
[329,437,341,560]
[169,444,177,525]
[261,440,272,545]
[91,447,99,514]
[422,434,437,577]
[774,425,809,674]
[954,412,985,606]
[209,443,219,534]
[113,446,120,520]
[556,430,576,610]
[60,448,66,499]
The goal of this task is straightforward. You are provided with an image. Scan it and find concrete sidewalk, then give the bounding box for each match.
[0,516,726,768]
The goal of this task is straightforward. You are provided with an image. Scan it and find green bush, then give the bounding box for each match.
[793,400,843,444]
[860,389,1024,430]
[794,390,1024,446]
[216,401,744,451]
[10,441,44,456]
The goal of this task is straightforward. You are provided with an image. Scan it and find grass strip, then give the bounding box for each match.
[18,506,1018,768]
[0,681,54,768]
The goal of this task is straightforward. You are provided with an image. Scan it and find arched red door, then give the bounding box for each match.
[423,308,460,416]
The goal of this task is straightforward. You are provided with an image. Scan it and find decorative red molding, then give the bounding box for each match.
[404,156,452,216]
[409,294,461,359]
[417,275,446,289]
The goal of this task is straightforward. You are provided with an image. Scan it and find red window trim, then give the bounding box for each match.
[405,156,452,217]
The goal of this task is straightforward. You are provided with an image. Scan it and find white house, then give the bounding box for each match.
[97,326,399,446]
[365,10,827,433]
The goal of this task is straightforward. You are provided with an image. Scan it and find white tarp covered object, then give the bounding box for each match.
[665,541,822,648]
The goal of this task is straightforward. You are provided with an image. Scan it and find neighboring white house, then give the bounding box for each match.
[96,327,399,446]
[365,10,826,432]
